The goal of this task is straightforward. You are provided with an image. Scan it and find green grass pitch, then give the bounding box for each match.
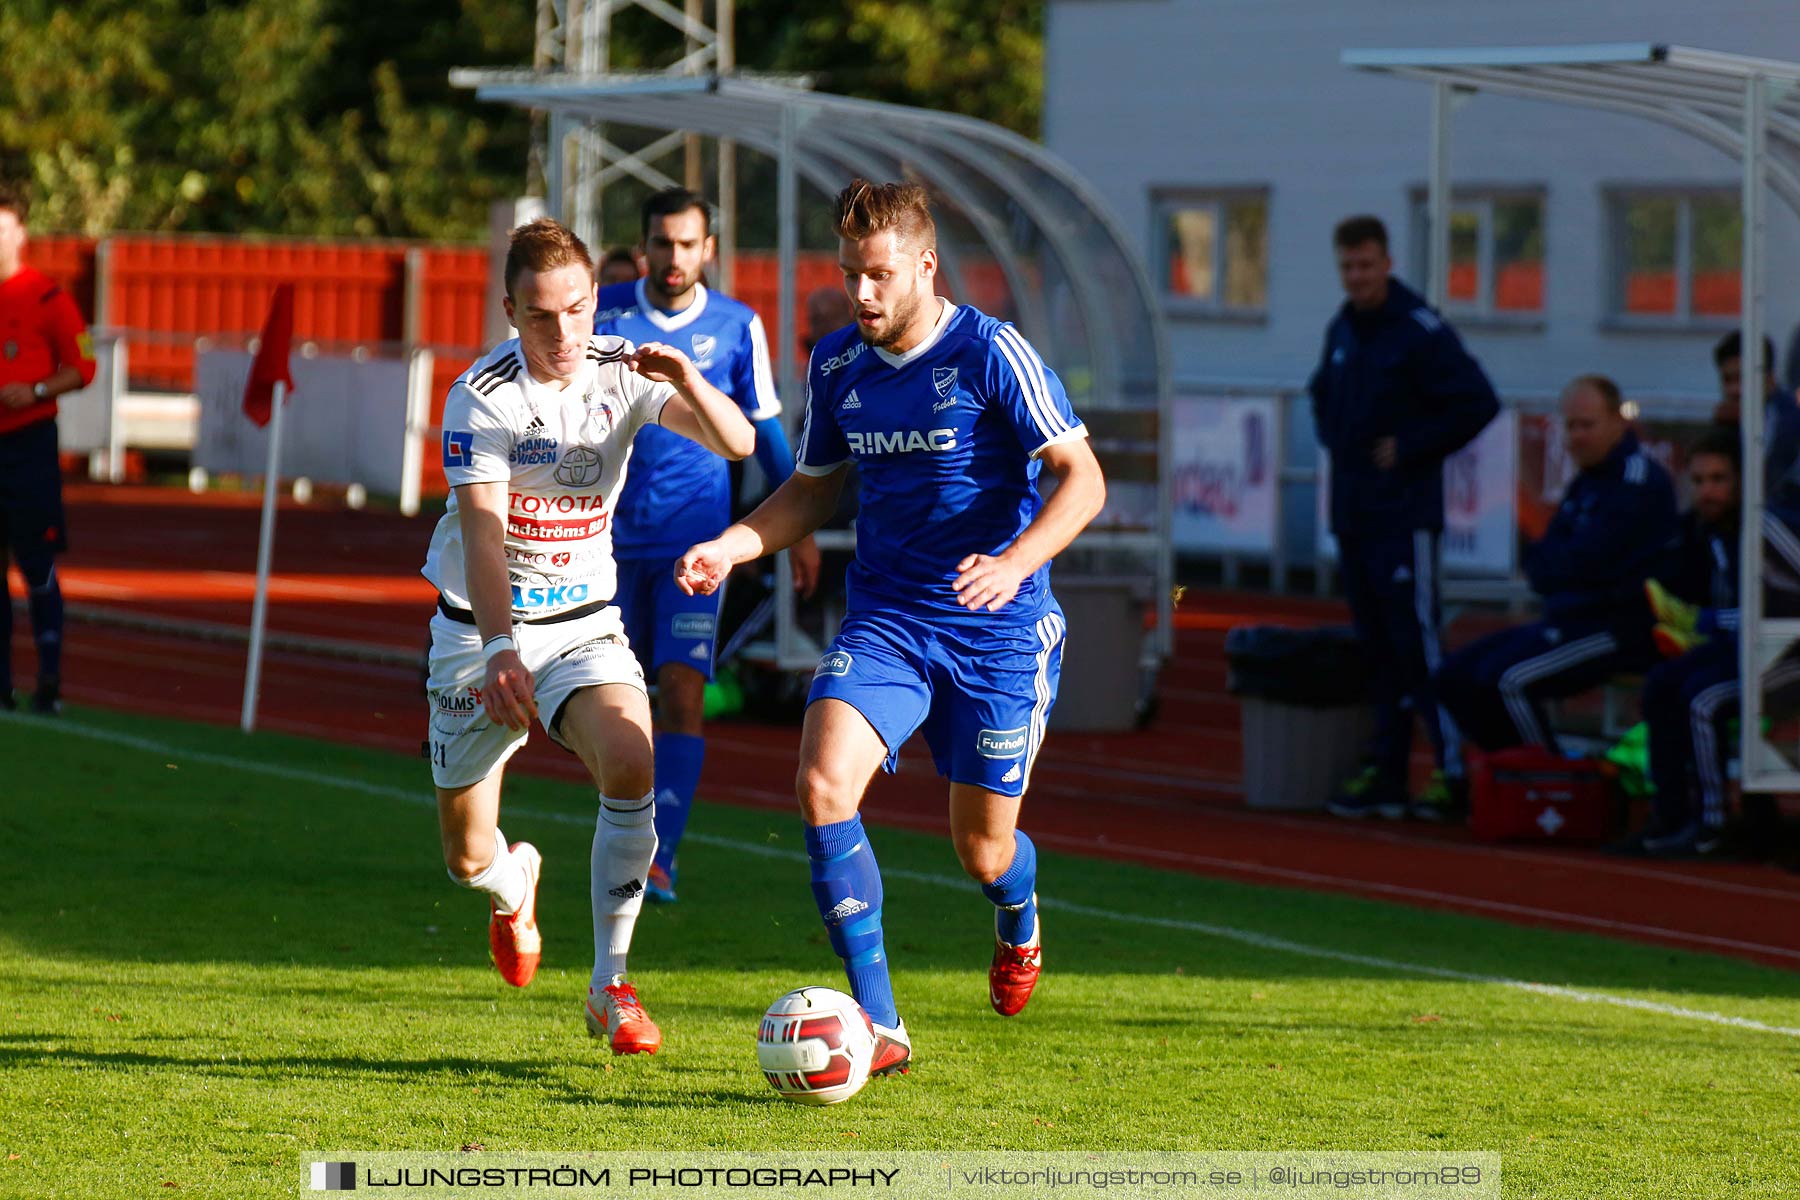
[1,706,1797,1198]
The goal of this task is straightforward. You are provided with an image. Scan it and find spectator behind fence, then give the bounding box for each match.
[1308,214,1499,821]
[1712,330,1800,507]
[1436,375,1676,756]
[599,246,643,287]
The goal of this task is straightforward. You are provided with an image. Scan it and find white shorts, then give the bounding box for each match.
[425,605,647,790]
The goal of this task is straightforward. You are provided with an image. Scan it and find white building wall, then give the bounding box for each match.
[1044,0,1800,401]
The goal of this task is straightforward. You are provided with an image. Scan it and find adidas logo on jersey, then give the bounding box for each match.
[608,879,645,900]
[824,897,869,923]
[1001,763,1022,785]
[841,390,861,410]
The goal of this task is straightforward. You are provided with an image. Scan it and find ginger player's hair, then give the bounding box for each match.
[833,179,936,252]
[504,217,594,299]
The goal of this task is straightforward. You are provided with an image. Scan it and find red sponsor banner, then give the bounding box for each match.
[507,513,609,541]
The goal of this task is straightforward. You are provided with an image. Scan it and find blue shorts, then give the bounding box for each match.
[808,605,1067,797]
[616,554,721,680]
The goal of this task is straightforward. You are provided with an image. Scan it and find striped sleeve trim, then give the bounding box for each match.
[743,315,782,420]
[993,326,1073,442]
[1029,423,1090,458]
[470,354,524,395]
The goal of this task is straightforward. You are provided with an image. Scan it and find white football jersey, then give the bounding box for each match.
[422,334,675,620]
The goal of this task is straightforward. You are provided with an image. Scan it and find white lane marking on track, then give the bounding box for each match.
[9,712,1800,1040]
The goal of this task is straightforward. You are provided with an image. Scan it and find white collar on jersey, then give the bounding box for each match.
[873,298,957,369]
[634,278,710,332]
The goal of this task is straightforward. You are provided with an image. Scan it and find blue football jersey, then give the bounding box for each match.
[796,301,1087,627]
[596,280,780,557]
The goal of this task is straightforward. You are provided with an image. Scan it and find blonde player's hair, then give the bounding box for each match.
[833,179,936,252]
[504,217,594,298]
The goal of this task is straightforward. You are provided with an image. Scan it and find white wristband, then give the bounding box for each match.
[482,635,517,663]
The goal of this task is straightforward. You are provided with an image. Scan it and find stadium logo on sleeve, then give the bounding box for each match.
[976,727,1029,759]
[819,341,866,375]
[443,429,474,467]
[933,367,959,397]
[815,651,853,678]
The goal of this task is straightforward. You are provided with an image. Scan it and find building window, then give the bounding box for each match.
[1154,190,1269,315]
[1409,190,1546,317]
[1609,190,1741,321]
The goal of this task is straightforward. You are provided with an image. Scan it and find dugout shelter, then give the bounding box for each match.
[1345,43,1800,790]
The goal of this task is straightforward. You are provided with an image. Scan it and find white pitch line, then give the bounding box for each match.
[8,712,1800,1040]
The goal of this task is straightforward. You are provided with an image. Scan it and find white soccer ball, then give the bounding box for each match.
[756,986,877,1106]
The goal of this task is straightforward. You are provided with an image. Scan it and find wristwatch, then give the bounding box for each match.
[32,381,49,401]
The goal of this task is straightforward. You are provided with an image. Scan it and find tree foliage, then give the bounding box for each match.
[0,0,1042,239]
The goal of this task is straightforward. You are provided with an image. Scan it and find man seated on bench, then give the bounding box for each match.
[1623,429,1744,858]
[1632,430,1800,859]
[1436,375,1676,757]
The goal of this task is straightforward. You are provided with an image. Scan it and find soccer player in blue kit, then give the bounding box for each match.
[676,180,1107,1075]
[597,188,821,904]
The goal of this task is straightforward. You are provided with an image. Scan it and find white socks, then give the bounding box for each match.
[591,793,657,989]
[454,827,527,915]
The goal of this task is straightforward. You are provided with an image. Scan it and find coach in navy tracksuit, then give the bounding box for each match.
[1436,375,1677,757]
[1309,215,1498,819]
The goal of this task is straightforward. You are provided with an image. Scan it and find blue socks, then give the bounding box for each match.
[981,830,1039,946]
[651,731,705,874]
[805,815,897,1028]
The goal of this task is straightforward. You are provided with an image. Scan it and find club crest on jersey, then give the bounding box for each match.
[584,386,621,433]
[933,366,959,397]
[691,333,717,366]
[2,340,16,361]
[555,445,602,487]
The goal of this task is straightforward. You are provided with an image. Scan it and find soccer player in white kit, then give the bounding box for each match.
[422,218,753,1054]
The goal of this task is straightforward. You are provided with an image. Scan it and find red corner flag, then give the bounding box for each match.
[242,283,296,427]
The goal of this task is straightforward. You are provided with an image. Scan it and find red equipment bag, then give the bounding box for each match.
[1467,746,1617,844]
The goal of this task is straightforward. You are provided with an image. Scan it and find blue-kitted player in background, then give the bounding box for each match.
[675,179,1108,1076]
[597,188,822,903]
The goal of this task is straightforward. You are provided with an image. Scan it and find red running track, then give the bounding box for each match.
[9,484,1800,970]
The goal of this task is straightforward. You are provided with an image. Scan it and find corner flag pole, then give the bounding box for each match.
[240,377,287,733]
